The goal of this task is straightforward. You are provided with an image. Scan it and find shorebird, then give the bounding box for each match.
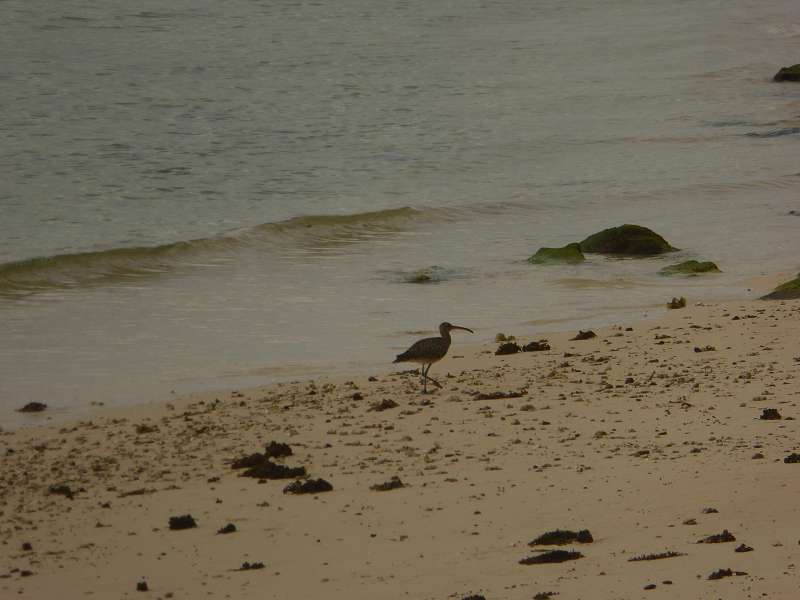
[393,322,474,393]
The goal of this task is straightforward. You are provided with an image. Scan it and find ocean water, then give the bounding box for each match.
[2,0,799,426]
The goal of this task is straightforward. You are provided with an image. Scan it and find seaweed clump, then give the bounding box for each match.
[529,529,594,546]
[519,550,583,565]
[698,529,736,543]
[495,342,521,355]
[283,478,334,494]
[667,297,686,309]
[628,551,685,562]
[168,514,197,530]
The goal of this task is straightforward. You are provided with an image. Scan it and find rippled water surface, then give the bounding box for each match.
[2,0,800,425]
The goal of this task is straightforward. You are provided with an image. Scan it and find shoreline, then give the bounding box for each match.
[2,273,799,599]
[5,269,793,432]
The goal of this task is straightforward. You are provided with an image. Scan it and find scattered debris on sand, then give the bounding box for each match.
[473,390,526,401]
[735,544,753,553]
[784,453,800,464]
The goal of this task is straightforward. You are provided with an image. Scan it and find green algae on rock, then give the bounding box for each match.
[527,242,585,264]
[659,260,721,276]
[761,274,800,300]
[774,64,800,82]
[579,225,677,256]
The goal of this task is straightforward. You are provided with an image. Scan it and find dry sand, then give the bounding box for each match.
[2,285,800,599]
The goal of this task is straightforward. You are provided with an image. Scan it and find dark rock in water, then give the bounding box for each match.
[698,529,735,543]
[659,260,721,276]
[217,523,237,534]
[168,514,197,530]
[283,478,333,494]
[667,297,686,309]
[369,398,398,412]
[22,542,32,552]
[402,266,450,284]
[136,581,148,592]
[370,476,405,491]
[774,64,800,81]
[523,340,551,352]
[528,242,585,264]
[784,453,800,464]
[530,529,594,546]
[735,544,754,553]
[18,402,47,413]
[48,484,75,500]
[462,596,486,600]
[533,593,557,600]
[571,330,596,341]
[264,441,293,458]
[495,342,521,355]
[761,274,800,300]
[760,408,782,420]
[644,584,657,590]
[579,224,677,255]
[519,550,583,565]
[242,460,306,480]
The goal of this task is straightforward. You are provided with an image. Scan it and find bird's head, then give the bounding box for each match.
[439,322,474,335]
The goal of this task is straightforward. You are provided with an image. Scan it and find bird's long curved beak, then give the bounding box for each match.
[451,325,474,333]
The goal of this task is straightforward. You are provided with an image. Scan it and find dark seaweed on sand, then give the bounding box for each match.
[519,550,583,565]
[698,529,735,543]
[264,441,292,458]
[283,478,333,494]
[628,551,685,561]
[241,460,306,480]
[529,529,593,546]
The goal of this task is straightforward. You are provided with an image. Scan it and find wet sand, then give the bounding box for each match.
[2,285,799,599]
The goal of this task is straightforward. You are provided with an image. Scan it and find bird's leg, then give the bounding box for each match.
[421,363,428,394]
[423,364,442,390]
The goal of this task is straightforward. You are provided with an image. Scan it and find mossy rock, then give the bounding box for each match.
[579,224,677,256]
[761,273,800,300]
[774,64,800,82]
[659,260,721,276]
[528,243,585,264]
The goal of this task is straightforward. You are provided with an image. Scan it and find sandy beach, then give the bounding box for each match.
[2,276,799,600]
